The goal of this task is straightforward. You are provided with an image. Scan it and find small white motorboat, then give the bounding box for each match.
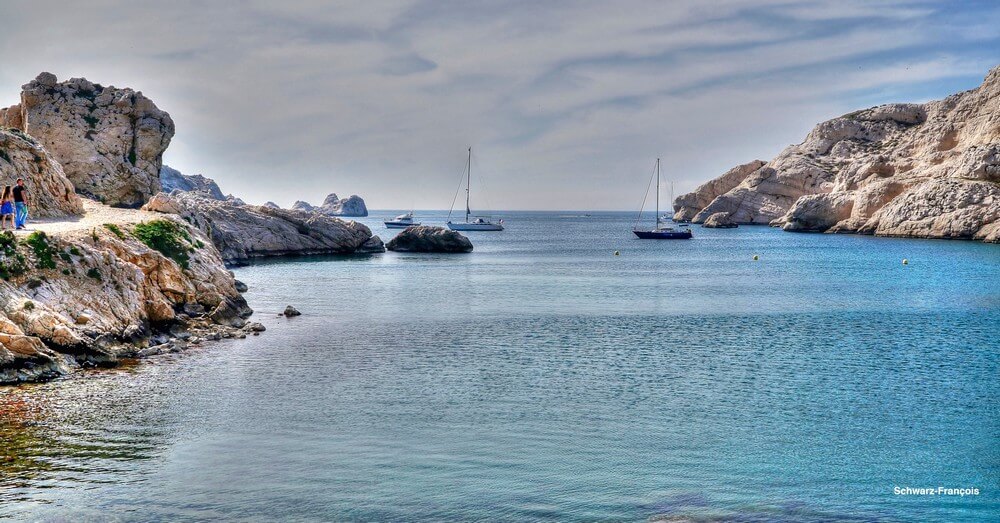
[384,212,420,229]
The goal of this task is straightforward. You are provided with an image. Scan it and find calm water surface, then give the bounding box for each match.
[1,211,998,522]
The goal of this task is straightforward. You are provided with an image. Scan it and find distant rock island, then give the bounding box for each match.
[675,65,1000,243]
[291,193,369,217]
[160,165,226,200]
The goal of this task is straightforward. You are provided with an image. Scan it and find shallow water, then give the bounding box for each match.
[2,211,998,521]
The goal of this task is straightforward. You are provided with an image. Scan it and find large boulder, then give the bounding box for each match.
[143,191,384,263]
[386,226,473,253]
[160,165,225,200]
[674,65,1000,242]
[0,129,83,217]
[6,72,174,208]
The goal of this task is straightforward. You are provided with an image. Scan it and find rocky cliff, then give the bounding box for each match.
[0,129,83,217]
[2,72,174,208]
[674,65,1000,242]
[160,165,226,200]
[143,191,383,264]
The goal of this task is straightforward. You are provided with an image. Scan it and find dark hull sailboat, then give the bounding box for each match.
[633,228,692,239]
[632,158,692,240]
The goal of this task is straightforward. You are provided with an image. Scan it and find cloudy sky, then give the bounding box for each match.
[1,1,997,210]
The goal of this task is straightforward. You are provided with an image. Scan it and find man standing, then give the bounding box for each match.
[13,178,28,230]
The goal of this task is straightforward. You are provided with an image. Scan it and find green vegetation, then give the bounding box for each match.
[24,231,58,270]
[59,251,72,262]
[69,246,81,256]
[91,228,99,242]
[62,268,71,276]
[0,231,28,280]
[132,219,192,270]
[22,301,34,311]
[104,223,126,239]
[86,268,102,281]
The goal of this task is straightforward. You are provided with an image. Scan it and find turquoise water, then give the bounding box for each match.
[1,211,998,521]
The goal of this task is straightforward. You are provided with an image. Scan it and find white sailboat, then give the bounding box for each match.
[384,212,420,228]
[447,147,504,231]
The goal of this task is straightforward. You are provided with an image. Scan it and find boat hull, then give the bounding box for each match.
[448,222,504,231]
[384,222,420,228]
[633,229,692,239]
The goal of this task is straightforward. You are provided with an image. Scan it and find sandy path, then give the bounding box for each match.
[6,200,162,236]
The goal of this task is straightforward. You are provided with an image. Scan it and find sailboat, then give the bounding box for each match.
[633,158,692,240]
[447,147,504,231]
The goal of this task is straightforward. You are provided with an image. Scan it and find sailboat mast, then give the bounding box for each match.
[655,158,660,228]
[466,147,472,223]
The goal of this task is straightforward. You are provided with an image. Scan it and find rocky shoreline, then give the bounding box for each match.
[0,72,383,384]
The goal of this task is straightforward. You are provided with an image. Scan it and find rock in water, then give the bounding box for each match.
[673,65,1000,242]
[283,305,301,317]
[143,191,385,263]
[386,226,473,253]
[3,72,174,208]
[160,165,225,200]
[0,129,83,217]
[702,212,738,228]
[234,280,249,293]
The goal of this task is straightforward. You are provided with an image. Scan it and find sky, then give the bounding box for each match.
[0,1,998,211]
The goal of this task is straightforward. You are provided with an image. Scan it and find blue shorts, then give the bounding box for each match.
[0,202,12,215]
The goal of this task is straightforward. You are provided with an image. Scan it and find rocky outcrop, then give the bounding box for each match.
[4,72,174,208]
[0,212,253,384]
[292,193,368,217]
[674,160,765,221]
[702,212,738,229]
[675,65,1000,242]
[0,129,83,217]
[262,201,280,209]
[143,191,384,264]
[160,165,225,200]
[386,226,473,253]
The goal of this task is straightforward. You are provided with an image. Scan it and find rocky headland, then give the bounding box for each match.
[0,72,383,384]
[674,65,1000,242]
[144,191,384,264]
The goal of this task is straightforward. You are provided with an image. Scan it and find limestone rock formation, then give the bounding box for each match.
[143,191,384,263]
[0,129,83,217]
[674,160,765,222]
[262,201,280,209]
[292,193,368,217]
[291,200,314,212]
[702,212,738,229]
[160,165,225,200]
[674,65,1000,242]
[386,226,473,253]
[3,72,174,207]
[0,211,252,384]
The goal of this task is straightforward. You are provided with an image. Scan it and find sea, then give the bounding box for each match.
[1,210,998,522]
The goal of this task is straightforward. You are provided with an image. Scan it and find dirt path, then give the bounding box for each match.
[6,200,161,236]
